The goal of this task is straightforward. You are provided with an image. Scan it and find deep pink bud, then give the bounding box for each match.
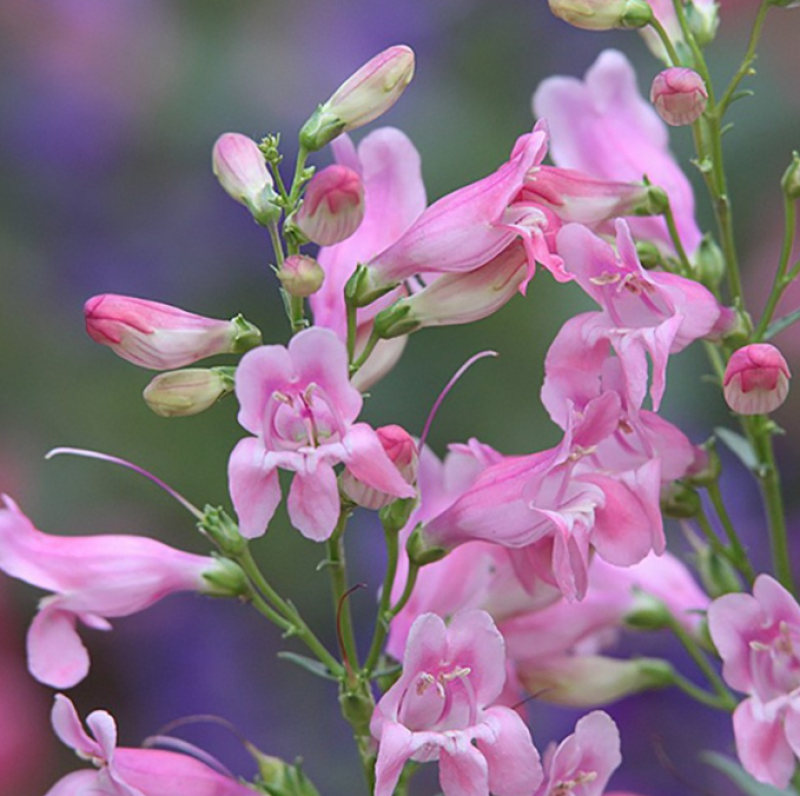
[723,343,791,415]
[212,133,280,224]
[84,294,262,370]
[296,165,365,245]
[341,424,418,509]
[650,68,708,127]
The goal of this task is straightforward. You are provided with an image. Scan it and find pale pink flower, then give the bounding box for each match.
[0,496,227,688]
[371,610,543,796]
[46,694,255,796]
[295,164,365,246]
[534,711,621,796]
[84,294,261,370]
[553,220,720,410]
[533,50,702,255]
[228,327,415,540]
[708,574,800,787]
[650,68,708,127]
[723,343,791,415]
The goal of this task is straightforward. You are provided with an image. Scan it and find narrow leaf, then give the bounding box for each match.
[765,307,800,340]
[701,752,788,796]
[277,652,338,681]
[714,427,759,472]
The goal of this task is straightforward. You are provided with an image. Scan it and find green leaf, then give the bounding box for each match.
[277,652,338,681]
[714,427,759,472]
[765,307,800,340]
[701,752,789,796]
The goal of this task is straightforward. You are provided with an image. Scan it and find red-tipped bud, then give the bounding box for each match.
[723,343,791,415]
[212,133,280,225]
[299,46,415,151]
[276,254,325,298]
[84,294,262,370]
[650,68,708,127]
[341,424,418,510]
[295,165,365,245]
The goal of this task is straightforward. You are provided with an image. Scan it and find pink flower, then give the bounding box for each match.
[650,68,708,127]
[84,294,262,370]
[46,694,255,796]
[533,50,702,255]
[723,343,791,415]
[356,129,549,302]
[0,496,226,688]
[371,610,544,796]
[534,711,621,796]
[708,575,800,787]
[228,327,415,540]
[295,164,365,246]
[553,221,720,410]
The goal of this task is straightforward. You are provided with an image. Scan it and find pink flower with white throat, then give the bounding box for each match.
[228,327,415,540]
[0,496,235,688]
[295,164,365,246]
[46,694,255,796]
[84,294,262,370]
[371,610,543,796]
[723,343,791,416]
[708,575,800,788]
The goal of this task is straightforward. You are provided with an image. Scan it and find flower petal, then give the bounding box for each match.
[228,437,281,539]
[287,462,340,541]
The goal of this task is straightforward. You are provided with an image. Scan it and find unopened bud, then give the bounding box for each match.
[634,240,663,270]
[723,343,791,415]
[299,46,415,151]
[695,546,743,598]
[661,483,701,519]
[694,234,725,290]
[295,165,365,245]
[84,294,262,370]
[374,301,421,339]
[624,590,671,630]
[684,441,721,487]
[277,255,325,298]
[212,133,281,225]
[252,754,321,796]
[340,425,418,510]
[650,68,708,127]
[548,0,653,30]
[782,151,800,201]
[685,0,719,46]
[143,367,234,417]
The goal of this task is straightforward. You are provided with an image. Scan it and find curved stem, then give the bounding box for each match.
[706,480,756,584]
[648,16,681,66]
[327,511,360,680]
[363,525,401,676]
[663,200,693,275]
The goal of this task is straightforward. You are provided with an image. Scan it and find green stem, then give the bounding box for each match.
[718,0,773,116]
[670,667,734,711]
[327,511,360,678]
[363,526,401,676]
[236,545,344,678]
[754,194,797,339]
[706,480,756,584]
[390,560,420,618]
[695,510,741,571]
[665,611,737,710]
[648,16,681,66]
[287,144,310,207]
[350,327,381,376]
[346,299,358,364]
[663,200,693,275]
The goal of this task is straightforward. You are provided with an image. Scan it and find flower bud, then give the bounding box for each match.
[340,425,418,510]
[143,367,234,417]
[685,0,719,47]
[548,0,653,30]
[201,556,249,598]
[295,165,365,245]
[660,483,701,519]
[650,68,708,127]
[694,234,725,290]
[782,151,800,201]
[276,254,325,298]
[299,46,415,151]
[695,545,743,598]
[623,590,671,630]
[723,343,791,415]
[85,294,262,370]
[517,655,673,707]
[212,133,281,225]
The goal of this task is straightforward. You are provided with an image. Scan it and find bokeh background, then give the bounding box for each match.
[1,1,800,794]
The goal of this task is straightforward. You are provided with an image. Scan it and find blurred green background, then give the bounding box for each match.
[1,1,799,794]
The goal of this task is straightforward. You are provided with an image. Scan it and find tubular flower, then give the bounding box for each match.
[46,694,256,796]
[371,610,543,796]
[228,327,415,540]
[0,496,233,688]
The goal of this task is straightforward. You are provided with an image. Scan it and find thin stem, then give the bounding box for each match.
[755,194,797,340]
[695,510,741,571]
[663,201,693,275]
[327,511,360,680]
[648,16,681,66]
[346,299,358,364]
[236,545,344,678]
[389,560,420,618]
[718,0,773,116]
[706,480,756,584]
[350,326,381,376]
[287,144,310,207]
[665,610,737,710]
[670,668,734,711]
[363,526,401,676]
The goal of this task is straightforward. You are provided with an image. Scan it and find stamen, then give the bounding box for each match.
[589,272,620,286]
[45,447,203,520]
